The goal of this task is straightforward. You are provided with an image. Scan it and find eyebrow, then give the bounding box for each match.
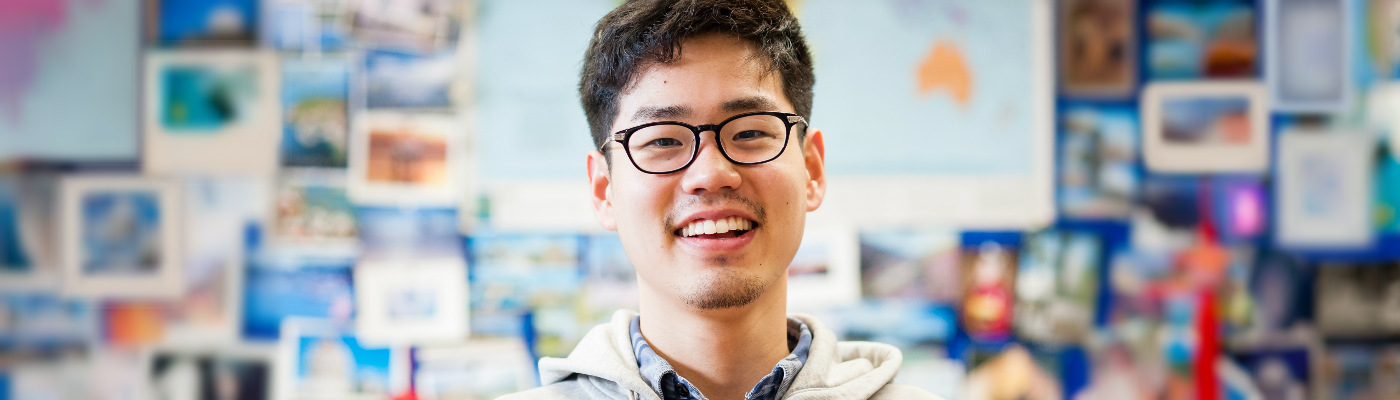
[628,96,782,122]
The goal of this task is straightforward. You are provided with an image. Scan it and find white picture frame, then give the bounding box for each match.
[1265,0,1353,113]
[348,111,464,207]
[1275,130,1373,249]
[60,175,182,299]
[786,226,860,313]
[354,257,469,346]
[1142,81,1270,173]
[143,49,281,176]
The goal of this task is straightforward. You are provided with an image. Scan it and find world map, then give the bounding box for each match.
[0,0,139,161]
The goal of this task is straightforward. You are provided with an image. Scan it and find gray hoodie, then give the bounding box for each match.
[499,310,943,400]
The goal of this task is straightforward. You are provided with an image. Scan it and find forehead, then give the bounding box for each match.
[613,34,792,127]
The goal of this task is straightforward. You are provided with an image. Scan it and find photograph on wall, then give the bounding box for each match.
[281,56,351,168]
[354,258,469,346]
[1316,263,1400,338]
[466,233,581,339]
[0,174,60,290]
[60,176,182,299]
[241,252,355,340]
[787,227,860,313]
[859,230,963,303]
[960,240,1019,342]
[1058,0,1137,98]
[144,344,273,400]
[1146,0,1258,79]
[273,173,358,251]
[1265,0,1352,113]
[1322,344,1400,400]
[1275,130,1373,249]
[1015,230,1102,344]
[364,49,458,110]
[349,0,460,51]
[276,318,404,400]
[580,233,638,324]
[155,0,259,47]
[264,0,353,52]
[1057,104,1138,219]
[355,207,460,260]
[1142,81,1269,173]
[1231,346,1317,400]
[349,112,461,206]
[0,293,97,351]
[412,339,536,400]
[143,50,280,175]
[1365,0,1400,79]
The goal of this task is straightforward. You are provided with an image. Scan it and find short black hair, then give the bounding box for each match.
[579,0,815,154]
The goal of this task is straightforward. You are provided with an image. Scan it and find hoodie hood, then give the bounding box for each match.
[535,310,908,400]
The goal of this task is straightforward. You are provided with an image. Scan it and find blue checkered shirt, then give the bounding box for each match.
[629,316,812,400]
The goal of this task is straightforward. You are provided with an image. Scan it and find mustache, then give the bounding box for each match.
[662,191,767,232]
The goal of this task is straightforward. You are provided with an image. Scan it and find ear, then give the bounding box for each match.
[587,150,618,230]
[802,127,827,212]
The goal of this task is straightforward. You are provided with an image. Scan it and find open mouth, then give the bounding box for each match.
[673,216,757,239]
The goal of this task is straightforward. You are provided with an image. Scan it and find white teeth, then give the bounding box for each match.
[681,217,754,237]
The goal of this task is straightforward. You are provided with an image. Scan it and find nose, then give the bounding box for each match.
[680,131,742,194]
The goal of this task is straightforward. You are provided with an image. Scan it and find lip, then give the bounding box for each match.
[672,208,760,253]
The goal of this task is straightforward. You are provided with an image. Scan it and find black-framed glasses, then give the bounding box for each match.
[607,111,807,174]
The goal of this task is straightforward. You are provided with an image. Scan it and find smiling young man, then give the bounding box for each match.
[502,1,940,399]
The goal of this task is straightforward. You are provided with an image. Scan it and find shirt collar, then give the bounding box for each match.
[629,315,812,400]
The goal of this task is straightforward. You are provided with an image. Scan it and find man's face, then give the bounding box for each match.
[587,33,826,310]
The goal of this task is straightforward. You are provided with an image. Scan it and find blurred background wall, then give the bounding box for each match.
[1,0,1398,399]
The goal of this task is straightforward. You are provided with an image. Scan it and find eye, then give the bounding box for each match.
[732,130,776,141]
[643,137,684,148]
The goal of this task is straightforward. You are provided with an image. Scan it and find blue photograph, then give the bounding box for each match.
[365,49,455,109]
[355,207,460,258]
[1058,105,1138,219]
[0,179,31,272]
[1161,97,1251,144]
[467,233,582,314]
[242,256,354,340]
[295,334,392,396]
[161,65,261,132]
[81,191,163,275]
[158,0,258,46]
[266,0,352,51]
[281,58,350,168]
[0,293,95,350]
[1147,1,1257,79]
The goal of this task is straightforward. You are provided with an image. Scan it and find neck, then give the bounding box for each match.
[637,277,791,400]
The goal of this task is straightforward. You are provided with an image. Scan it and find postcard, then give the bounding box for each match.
[272,172,358,251]
[241,251,356,340]
[349,0,458,51]
[281,57,351,168]
[1231,346,1318,400]
[960,240,1019,343]
[1316,263,1400,338]
[355,207,461,260]
[143,50,280,176]
[364,49,458,109]
[1014,230,1101,344]
[581,233,638,324]
[1265,0,1352,112]
[276,318,407,400]
[144,344,275,400]
[466,233,582,314]
[0,174,60,290]
[787,227,860,313]
[1275,130,1373,249]
[1366,0,1400,78]
[348,112,462,206]
[1057,104,1138,219]
[156,0,259,47]
[1323,344,1400,400]
[59,175,183,299]
[859,229,963,303]
[0,293,97,350]
[264,0,353,52]
[412,339,536,400]
[1142,81,1269,173]
[1058,0,1137,98]
[354,258,468,346]
[1146,0,1258,79]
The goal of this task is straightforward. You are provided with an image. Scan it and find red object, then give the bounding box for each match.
[1194,289,1220,400]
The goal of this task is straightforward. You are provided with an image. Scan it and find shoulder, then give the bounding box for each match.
[495,377,604,400]
[869,383,946,400]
